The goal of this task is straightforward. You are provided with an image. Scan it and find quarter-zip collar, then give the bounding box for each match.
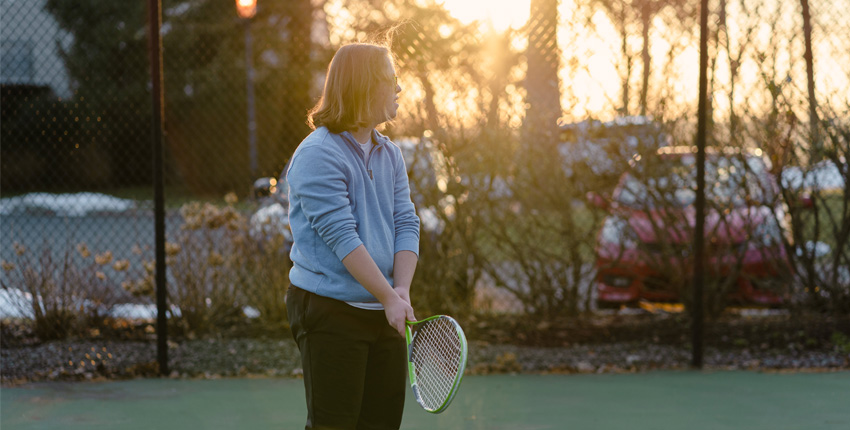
[340,130,389,180]
[340,129,388,153]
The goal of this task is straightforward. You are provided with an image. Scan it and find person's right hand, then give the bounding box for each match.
[384,296,416,337]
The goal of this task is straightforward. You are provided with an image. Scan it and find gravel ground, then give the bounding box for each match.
[3,336,848,386]
[466,341,850,374]
[4,311,849,385]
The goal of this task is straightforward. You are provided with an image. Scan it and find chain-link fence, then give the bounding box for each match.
[2,0,848,365]
[2,0,159,341]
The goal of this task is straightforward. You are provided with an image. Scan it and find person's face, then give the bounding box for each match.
[374,57,401,124]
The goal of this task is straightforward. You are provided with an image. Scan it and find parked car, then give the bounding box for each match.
[781,159,846,193]
[558,116,668,192]
[592,146,792,309]
[395,137,448,236]
[250,174,293,253]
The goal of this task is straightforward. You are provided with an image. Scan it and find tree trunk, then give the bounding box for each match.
[280,0,314,159]
[524,0,562,148]
[418,69,441,137]
[619,5,631,116]
[639,1,651,117]
[800,0,819,155]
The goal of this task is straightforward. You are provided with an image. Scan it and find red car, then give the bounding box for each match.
[593,146,791,309]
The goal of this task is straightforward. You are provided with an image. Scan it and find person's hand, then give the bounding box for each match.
[384,296,416,337]
[396,286,412,306]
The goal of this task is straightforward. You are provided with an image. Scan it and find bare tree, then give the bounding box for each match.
[589,0,694,116]
[800,0,820,153]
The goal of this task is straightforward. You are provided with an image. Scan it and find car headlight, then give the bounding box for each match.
[600,217,638,249]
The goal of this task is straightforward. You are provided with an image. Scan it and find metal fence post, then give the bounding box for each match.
[147,0,168,376]
[692,0,710,369]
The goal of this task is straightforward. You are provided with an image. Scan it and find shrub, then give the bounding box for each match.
[159,194,291,337]
[1,241,143,340]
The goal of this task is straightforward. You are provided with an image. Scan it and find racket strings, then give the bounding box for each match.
[410,318,463,410]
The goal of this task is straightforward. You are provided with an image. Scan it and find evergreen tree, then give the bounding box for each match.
[42,0,317,194]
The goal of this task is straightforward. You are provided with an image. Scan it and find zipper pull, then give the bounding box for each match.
[369,170,373,179]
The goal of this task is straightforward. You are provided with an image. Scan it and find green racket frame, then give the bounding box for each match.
[405,315,468,414]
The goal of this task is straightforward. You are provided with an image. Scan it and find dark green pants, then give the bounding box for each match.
[286,286,407,430]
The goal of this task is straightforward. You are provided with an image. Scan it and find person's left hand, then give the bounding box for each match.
[384,296,415,337]
[396,286,412,306]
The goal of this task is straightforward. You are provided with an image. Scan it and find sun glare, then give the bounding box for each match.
[439,0,531,31]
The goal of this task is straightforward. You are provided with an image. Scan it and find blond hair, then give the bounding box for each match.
[308,43,396,132]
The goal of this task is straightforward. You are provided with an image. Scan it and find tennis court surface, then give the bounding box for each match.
[3,371,849,429]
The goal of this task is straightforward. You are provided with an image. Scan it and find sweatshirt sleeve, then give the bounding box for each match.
[287,146,363,261]
[392,146,421,256]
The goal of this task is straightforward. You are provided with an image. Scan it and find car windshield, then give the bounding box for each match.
[615,154,772,209]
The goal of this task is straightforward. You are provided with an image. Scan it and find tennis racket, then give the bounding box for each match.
[405,315,468,413]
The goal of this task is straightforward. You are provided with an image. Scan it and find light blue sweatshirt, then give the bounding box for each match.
[286,127,420,302]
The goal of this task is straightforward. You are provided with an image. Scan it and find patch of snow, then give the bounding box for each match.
[0,288,34,318]
[0,288,261,321]
[243,306,260,319]
[0,192,136,217]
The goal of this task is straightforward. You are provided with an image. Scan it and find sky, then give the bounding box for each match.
[428,0,848,121]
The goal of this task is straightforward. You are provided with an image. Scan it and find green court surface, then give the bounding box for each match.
[2,371,849,429]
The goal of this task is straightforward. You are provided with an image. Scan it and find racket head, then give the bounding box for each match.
[405,315,468,413]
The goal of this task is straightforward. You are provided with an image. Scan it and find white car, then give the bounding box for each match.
[249,176,293,251]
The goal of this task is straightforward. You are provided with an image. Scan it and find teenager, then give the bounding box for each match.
[285,42,420,430]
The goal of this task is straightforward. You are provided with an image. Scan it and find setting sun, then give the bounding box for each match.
[439,0,530,31]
